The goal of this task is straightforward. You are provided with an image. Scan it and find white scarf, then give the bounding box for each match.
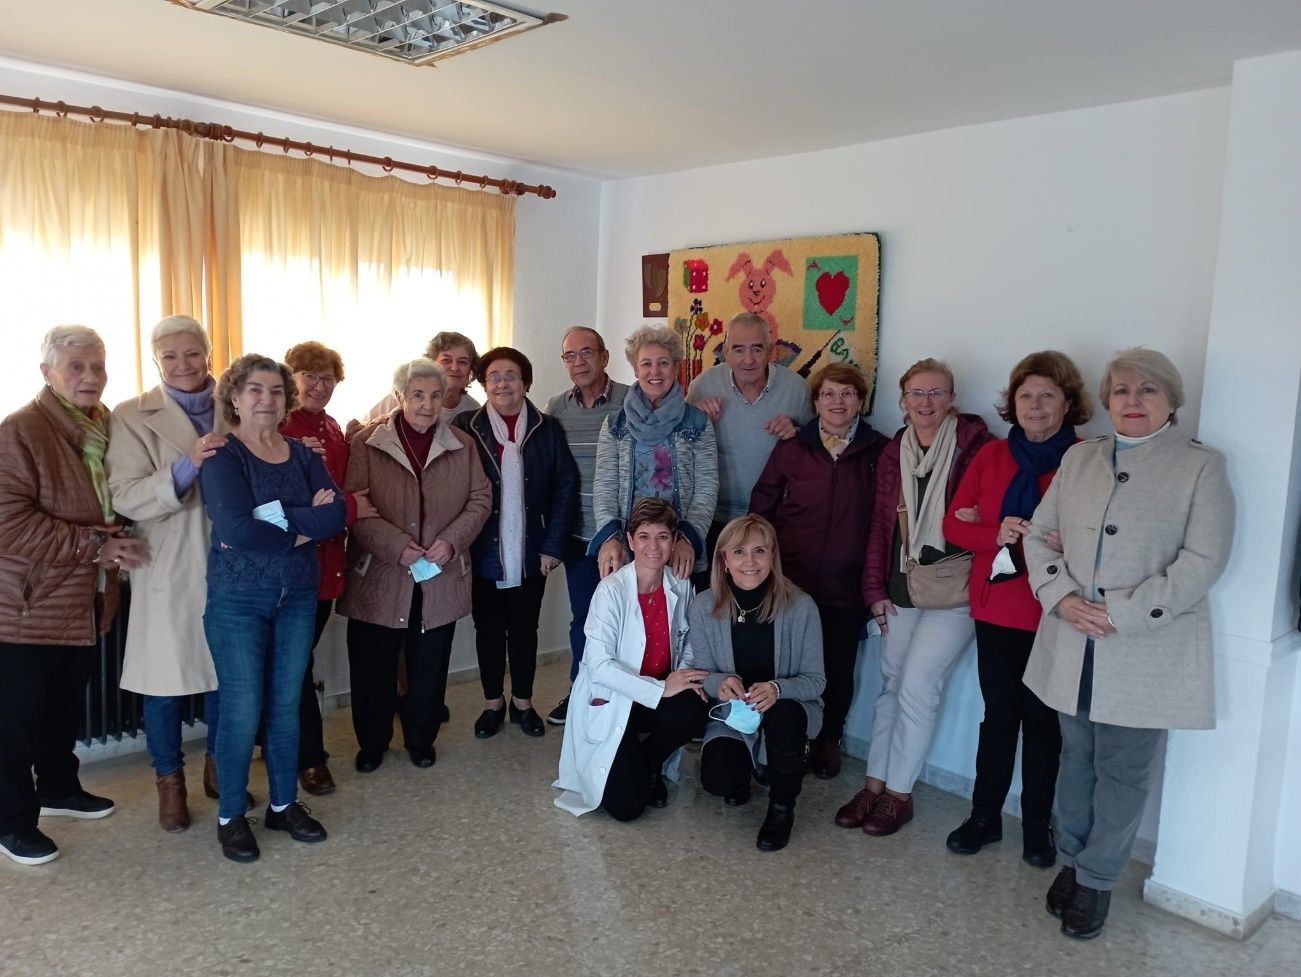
[487,404,526,589]
[898,413,958,565]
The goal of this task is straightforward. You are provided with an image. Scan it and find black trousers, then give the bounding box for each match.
[347,587,455,758]
[471,574,547,700]
[971,620,1062,823]
[813,603,868,746]
[690,519,728,593]
[700,698,808,805]
[0,641,94,834]
[601,694,708,822]
[295,599,333,770]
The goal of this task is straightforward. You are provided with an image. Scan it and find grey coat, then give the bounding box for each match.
[1023,431,1235,729]
[688,590,825,765]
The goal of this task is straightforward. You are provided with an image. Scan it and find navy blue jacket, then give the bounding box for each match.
[454,400,579,581]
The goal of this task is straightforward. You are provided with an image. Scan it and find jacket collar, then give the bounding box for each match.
[136,383,219,455]
[798,415,883,458]
[366,412,464,477]
[36,385,98,450]
[464,399,543,474]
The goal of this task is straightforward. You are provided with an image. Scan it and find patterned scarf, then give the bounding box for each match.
[487,403,525,589]
[623,381,687,447]
[53,390,113,521]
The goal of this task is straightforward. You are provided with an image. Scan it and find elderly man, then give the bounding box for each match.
[543,327,629,725]
[687,312,812,585]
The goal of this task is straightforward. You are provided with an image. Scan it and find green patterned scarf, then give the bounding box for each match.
[53,390,113,521]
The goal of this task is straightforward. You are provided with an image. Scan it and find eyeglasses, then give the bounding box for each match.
[485,371,522,385]
[561,348,600,364]
[817,389,860,402]
[299,372,337,388]
[904,388,950,401]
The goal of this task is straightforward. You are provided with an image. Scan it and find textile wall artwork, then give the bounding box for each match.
[667,232,881,407]
[641,252,670,317]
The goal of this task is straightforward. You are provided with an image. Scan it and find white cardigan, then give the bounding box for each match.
[553,562,694,816]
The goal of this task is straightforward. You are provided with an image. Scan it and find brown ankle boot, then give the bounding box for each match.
[156,770,190,833]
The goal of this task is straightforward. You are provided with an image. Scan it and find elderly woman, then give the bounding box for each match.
[340,358,490,771]
[591,326,718,581]
[837,358,993,837]
[280,341,378,794]
[940,351,1090,867]
[1025,348,1233,940]
[691,515,825,852]
[106,315,229,833]
[0,326,147,865]
[200,354,347,863]
[554,498,707,820]
[750,363,887,780]
[455,348,578,738]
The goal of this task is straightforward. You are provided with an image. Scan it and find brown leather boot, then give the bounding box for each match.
[808,739,843,779]
[156,770,190,833]
[204,754,255,810]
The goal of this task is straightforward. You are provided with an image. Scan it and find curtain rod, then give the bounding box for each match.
[0,93,557,200]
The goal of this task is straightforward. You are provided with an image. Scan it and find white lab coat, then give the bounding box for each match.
[553,562,694,816]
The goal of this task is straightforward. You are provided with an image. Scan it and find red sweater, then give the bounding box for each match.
[280,408,359,600]
[941,439,1068,632]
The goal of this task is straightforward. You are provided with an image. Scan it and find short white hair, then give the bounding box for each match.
[41,325,105,366]
[392,357,446,397]
[151,315,211,356]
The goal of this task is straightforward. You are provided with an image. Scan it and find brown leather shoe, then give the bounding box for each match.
[204,754,255,810]
[861,792,914,836]
[156,770,190,833]
[299,764,336,796]
[808,739,842,779]
[834,787,881,828]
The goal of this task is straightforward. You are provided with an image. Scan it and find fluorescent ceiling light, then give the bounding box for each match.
[170,0,552,66]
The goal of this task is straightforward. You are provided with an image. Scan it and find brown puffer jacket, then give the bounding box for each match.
[337,415,491,631]
[0,387,122,645]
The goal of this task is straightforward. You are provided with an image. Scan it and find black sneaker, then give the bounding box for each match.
[39,790,115,820]
[0,827,60,865]
[264,802,327,843]
[546,694,570,726]
[217,816,260,863]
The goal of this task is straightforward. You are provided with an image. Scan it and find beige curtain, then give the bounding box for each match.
[0,111,516,410]
[0,113,207,412]
[223,149,515,422]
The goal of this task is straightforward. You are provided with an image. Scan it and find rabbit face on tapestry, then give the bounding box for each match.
[727,249,793,353]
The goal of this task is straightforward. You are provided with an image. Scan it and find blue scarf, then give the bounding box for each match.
[999,423,1076,520]
[623,381,687,447]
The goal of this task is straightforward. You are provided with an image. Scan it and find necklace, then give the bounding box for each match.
[729,591,761,623]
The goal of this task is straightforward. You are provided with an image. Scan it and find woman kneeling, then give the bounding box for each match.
[691,515,825,852]
[554,498,707,821]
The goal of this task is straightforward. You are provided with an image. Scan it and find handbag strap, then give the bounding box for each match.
[896,494,911,565]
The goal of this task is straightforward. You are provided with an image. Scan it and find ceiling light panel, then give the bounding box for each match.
[173,1,547,65]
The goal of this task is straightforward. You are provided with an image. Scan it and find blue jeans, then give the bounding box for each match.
[563,537,602,682]
[142,691,220,777]
[203,586,316,819]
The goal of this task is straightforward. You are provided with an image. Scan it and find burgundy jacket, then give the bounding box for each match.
[750,417,888,608]
[861,413,994,607]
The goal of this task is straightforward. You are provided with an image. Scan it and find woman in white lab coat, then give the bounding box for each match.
[554,498,708,820]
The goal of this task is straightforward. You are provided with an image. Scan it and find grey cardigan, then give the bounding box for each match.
[687,590,826,765]
[1022,431,1234,730]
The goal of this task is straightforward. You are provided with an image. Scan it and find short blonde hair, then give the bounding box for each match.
[1099,347,1185,421]
[151,315,211,356]
[708,515,802,623]
[41,325,104,366]
[625,325,683,369]
[392,357,446,397]
[898,357,957,417]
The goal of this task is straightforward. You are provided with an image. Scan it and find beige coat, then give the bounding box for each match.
[1023,431,1235,730]
[338,415,491,631]
[106,385,222,695]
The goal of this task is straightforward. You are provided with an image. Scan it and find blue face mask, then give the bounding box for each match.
[710,699,762,735]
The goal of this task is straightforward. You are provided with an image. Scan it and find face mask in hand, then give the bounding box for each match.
[710,698,762,735]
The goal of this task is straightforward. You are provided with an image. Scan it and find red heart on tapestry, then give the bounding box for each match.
[816,271,850,315]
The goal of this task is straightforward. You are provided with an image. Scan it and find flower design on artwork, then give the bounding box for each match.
[709,318,724,336]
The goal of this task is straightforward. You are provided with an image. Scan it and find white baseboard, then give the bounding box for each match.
[1275,888,1301,921]
[1143,878,1275,940]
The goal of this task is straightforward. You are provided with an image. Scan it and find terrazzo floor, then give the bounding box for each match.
[3,659,1298,977]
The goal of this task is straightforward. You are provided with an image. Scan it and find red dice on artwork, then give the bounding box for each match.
[683,259,709,293]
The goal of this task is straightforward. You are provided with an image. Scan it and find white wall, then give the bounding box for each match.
[0,56,603,688]
[597,89,1232,840]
